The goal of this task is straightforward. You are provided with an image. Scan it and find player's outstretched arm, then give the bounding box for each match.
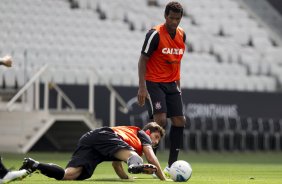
[112,161,131,179]
[143,145,166,180]
[0,55,12,67]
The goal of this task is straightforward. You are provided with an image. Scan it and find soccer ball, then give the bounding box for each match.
[169,160,192,182]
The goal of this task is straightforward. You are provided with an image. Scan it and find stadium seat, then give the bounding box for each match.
[185,117,204,151]
[0,0,280,92]
[214,117,230,151]
[258,118,274,151]
[232,117,248,151]
[223,117,237,151]
[201,117,215,151]
[273,119,282,151]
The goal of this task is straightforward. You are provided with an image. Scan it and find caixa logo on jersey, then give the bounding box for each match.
[162,48,184,55]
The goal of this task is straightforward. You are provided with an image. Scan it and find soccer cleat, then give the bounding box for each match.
[0,169,28,184]
[128,164,157,174]
[19,158,39,174]
[163,166,171,179]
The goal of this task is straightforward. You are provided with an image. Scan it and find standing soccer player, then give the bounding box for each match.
[137,1,186,170]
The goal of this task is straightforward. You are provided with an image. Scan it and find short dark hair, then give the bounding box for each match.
[143,122,165,138]
[165,1,183,16]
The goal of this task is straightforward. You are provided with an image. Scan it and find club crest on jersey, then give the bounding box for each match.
[162,48,184,55]
[155,102,162,110]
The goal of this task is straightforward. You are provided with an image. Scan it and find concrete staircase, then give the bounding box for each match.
[0,110,101,153]
[0,63,121,153]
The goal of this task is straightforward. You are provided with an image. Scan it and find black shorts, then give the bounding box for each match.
[66,127,134,180]
[145,81,184,119]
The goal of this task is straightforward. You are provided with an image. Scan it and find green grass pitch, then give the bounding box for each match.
[2,151,282,184]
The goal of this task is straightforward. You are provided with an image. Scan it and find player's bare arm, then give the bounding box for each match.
[143,145,166,180]
[137,54,149,107]
[0,55,12,67]
[112,161,130,179]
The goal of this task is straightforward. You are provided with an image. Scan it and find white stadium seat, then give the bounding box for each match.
[0,0,280,91]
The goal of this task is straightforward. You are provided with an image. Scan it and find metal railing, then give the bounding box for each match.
[6,64,76,112]
[6,64,48,111]
[5,64,129,126]
[91,66,128,126]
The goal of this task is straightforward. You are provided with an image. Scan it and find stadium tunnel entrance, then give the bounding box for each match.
[30,121,91,152]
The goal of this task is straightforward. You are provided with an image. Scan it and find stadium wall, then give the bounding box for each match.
[38,84,282,151]
[41,85,282,125]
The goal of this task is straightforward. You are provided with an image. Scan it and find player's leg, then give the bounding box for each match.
[19,158,84,180]
[145,81,168,153]
[114,149,157,174]
[20,130,105,181]
[152,113,167,154]
[0,156,8,179]
[0,156,29,183]
[114,149,142,164]
[19,158,65,180]
[166,82,186,167]
[145,81,167,126]
[169,116,186,166]
[63,167,83,180]
[153,113,167,127]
